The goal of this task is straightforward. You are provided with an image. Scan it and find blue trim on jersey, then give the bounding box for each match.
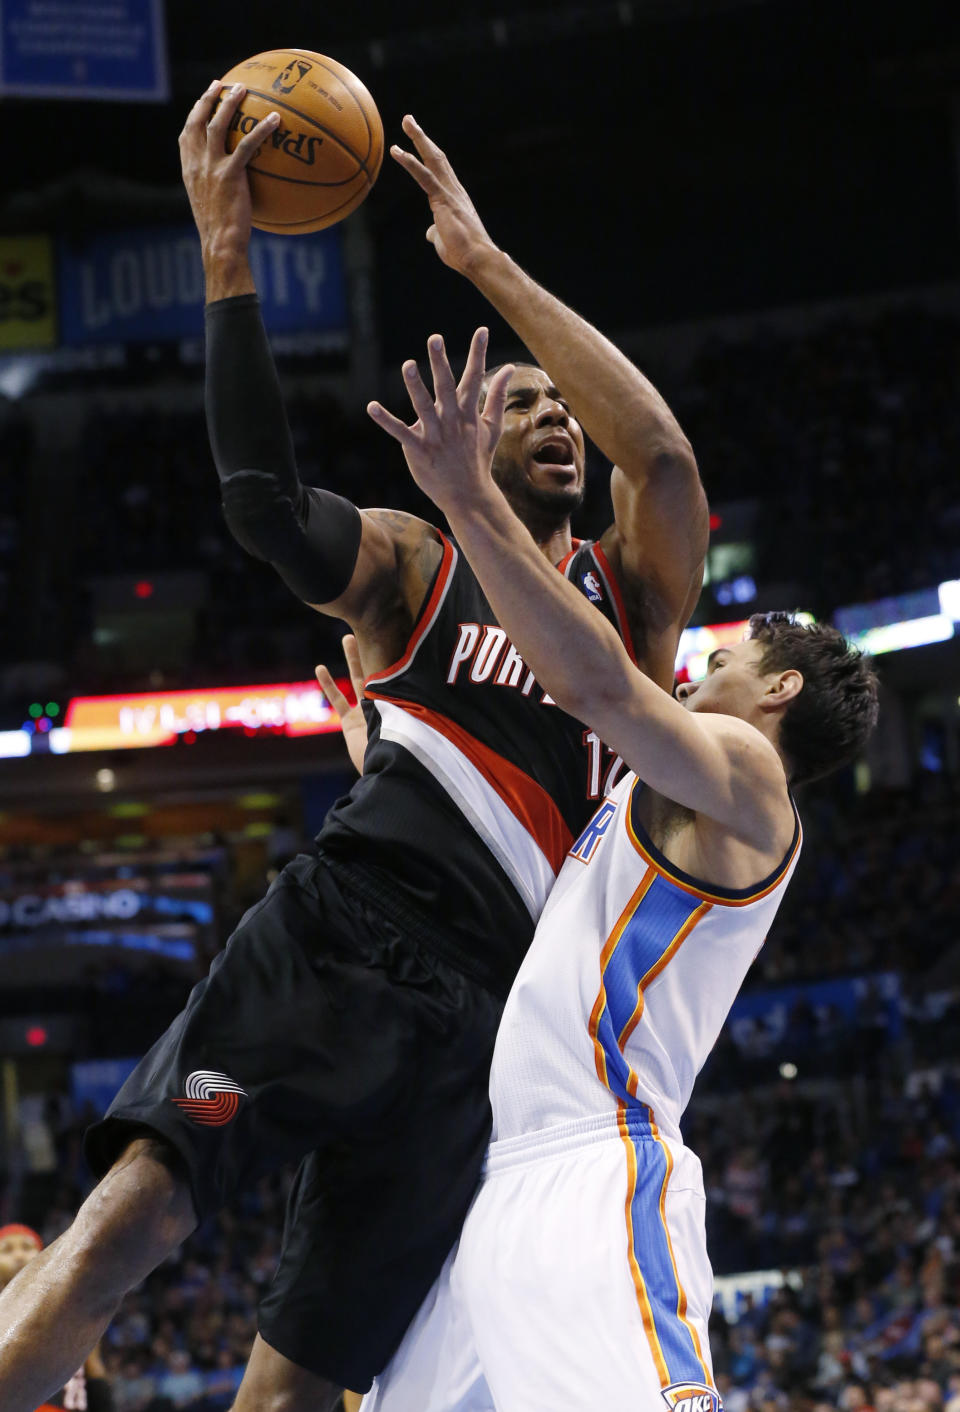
[630,779,801,902]
[594,876,701,1103]
[631,1135,709,1386]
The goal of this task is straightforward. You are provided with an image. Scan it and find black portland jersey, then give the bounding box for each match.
[319,534,637,992]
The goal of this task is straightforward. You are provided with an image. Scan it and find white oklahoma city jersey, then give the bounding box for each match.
[363,774,801,1412]
[490,770,802,1147]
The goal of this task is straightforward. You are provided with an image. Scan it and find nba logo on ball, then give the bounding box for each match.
[272,58,312,95]
[661,1384,723,1412]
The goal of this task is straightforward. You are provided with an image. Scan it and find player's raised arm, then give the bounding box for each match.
[179,81,425,628]
[392,116,709,656]
[370,330,789,847]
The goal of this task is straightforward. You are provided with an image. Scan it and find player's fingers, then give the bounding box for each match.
[426,335,458,409]
[367,400,417,447]
[481,363,515,441]
[315,664,350,716]
[342,634,366,699]
[389,145,441,195]
[208,81,246,141]
[401,115,450,170]
[179,79,223,144]
[401,359,440,427]
[458,327,489,409]
[228,111,281,169]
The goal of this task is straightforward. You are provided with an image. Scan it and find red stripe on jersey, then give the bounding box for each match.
[591,543,638,666]
[365,534,457,688]
[365,693,573,875]
[555,538,583,575]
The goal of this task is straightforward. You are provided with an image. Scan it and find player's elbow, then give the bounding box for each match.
[220,471,299,561]
[559,643,636,730]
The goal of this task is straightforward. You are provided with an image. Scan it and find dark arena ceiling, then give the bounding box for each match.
[4,0,960,351]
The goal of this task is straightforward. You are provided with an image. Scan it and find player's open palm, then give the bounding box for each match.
[367,329,513,515]
[391,116,496,274]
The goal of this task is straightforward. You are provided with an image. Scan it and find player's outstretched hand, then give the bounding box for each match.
[179,80,279,257]
[390,116,497,275]
[367,328,513,515]
[316,635,368,775]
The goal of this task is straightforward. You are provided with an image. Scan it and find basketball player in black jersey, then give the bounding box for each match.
[0,85,707,1412]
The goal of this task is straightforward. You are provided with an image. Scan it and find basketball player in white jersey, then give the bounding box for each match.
[358,329,879,1412]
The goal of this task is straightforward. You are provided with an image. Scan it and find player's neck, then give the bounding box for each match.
[532,522,574,565]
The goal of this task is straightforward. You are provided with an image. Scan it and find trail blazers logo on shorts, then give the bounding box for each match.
[172,1070,247,1126]
[661,1384,723,1412]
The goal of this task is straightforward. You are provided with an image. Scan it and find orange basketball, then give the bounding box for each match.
[219,48,384,234]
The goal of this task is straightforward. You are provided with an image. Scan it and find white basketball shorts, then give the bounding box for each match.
[362,1110,722,1412]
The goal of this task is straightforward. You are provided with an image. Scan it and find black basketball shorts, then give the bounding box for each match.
[84,851,504,1390]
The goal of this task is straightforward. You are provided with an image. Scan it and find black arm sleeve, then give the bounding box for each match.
[204,294,363,604]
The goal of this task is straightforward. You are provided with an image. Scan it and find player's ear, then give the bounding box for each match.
[761,668,803,712]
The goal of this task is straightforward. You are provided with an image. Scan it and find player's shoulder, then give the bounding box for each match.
[362,507,442,547]
[695,711,796,850]
[361,508,446,611]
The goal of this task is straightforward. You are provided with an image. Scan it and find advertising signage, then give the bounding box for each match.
[58,224,348,346]
[0,0,169,102]
[47,678,350,754]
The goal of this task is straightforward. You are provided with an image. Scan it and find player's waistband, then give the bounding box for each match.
[311,845,512,999]
[484,1109,682,1175]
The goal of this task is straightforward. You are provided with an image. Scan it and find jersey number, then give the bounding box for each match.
[584,730,626,800]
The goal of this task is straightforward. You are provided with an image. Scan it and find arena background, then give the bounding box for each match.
[0,1,959,1409]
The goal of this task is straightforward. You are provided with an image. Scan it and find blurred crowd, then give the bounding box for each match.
[693,1068,960,1411]
[2,303,959,709]
[670,307,960,616]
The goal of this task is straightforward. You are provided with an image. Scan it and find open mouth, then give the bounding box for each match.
[530,439,576,472]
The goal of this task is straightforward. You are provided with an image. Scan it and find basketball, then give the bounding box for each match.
[219,49,384,234]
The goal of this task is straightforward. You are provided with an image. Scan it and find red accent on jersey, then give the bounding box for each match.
[591,544,638,666]
[555,538,583,575]
[172,1092,241,1126]
[365,534,457,688]
[364,692,573,874]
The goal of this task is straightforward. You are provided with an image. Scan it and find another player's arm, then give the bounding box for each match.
[316,635,369,774]
[371,331,786,849]
[180,81,440,635]
[392,117,709,640]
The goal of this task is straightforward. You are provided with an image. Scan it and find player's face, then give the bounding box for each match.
[490,368,586,528]
[676,640,769,718]
[0,1232,40,1287]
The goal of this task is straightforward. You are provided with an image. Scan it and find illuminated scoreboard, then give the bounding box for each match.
[12,678,351,756]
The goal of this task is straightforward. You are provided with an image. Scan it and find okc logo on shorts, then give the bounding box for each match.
[172,1070,247,1127]
[661,1384,723,1412]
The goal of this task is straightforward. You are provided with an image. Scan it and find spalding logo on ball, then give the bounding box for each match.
[220,48,384,234]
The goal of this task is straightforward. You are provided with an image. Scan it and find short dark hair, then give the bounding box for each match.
[478,359,541,410]
[747,611,879,785]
